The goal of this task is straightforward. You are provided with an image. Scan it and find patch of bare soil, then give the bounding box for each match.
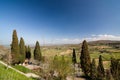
[60,49,72,55]
[66,76,86,80]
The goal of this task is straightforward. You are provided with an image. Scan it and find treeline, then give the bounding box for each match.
[11,30,42,65]
[72,40,120,80]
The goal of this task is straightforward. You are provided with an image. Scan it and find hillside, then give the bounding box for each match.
[88,40,120,45]
[0,45,10,61]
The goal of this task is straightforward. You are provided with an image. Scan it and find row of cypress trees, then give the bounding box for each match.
[90,55,105,80]
[72,40,120,80]
[90,54,120,80]
[11,30,42,65]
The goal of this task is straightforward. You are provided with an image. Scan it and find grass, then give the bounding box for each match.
[90,52,120,61]
[12,65,31,73]
[0,64,35,80]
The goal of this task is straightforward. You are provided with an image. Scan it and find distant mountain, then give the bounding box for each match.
[88,40,120,46]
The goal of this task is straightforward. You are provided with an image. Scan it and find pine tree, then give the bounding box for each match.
[72,48,77,65]
[19,37,25,63]
[25,46,31,60]
[34,41,42,61]
[97,55,105,80]
[11,30,19,64]
[90,59,97,80]
[80,40,91,77]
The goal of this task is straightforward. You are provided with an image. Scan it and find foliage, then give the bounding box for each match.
[19,37,25,63]
[97,55,105,80]
[25,46,31,60]
[49,55,74,80]
[11,30,20,64]
[90,58,97,80]
[72,48,77,65]
[34,41,42,61]
[80,40,91,76]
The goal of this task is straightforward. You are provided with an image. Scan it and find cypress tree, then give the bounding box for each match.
[90,59,97,80]
[26,46,31,60]
[72,48,77,65]
[97,55,105,80]
[25,45,27,53]
[25,46,27,59]
[110,58,119,80]
[118,63,120,80]
[19,37,25,63]
[11,30,19,64]
[80,40,91,77]
[34,41,42,61]
[106,69,112,80]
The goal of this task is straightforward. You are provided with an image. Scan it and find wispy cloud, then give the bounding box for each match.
[51,34,120,44]
[54,38,82,44]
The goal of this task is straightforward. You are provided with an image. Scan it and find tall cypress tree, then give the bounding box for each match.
[80,40,91,76]
[25,46,31,60]
[72,48,77,65]
[34,41,42,61]
[11,30,19,64]
[19,37,25,63]
[90,58,97,80]
[97,55,105,80]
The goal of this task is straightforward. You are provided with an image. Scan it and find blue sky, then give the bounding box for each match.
[0,0,120,45]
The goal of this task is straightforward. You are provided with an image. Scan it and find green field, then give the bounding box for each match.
[39,44,120,69]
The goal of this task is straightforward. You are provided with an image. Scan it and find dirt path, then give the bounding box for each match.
[66,76,86,80]
[0,61,40,78]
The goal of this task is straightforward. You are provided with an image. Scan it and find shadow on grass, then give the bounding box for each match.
[76,75,91,80]
[31,77,40,80]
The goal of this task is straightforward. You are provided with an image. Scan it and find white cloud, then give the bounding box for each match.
[52,34,120,44]
[53,38,82,44]
[85,34,120,41]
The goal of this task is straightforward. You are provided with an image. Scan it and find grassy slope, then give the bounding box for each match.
[12,65,31,73]
[0,64,35,80]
